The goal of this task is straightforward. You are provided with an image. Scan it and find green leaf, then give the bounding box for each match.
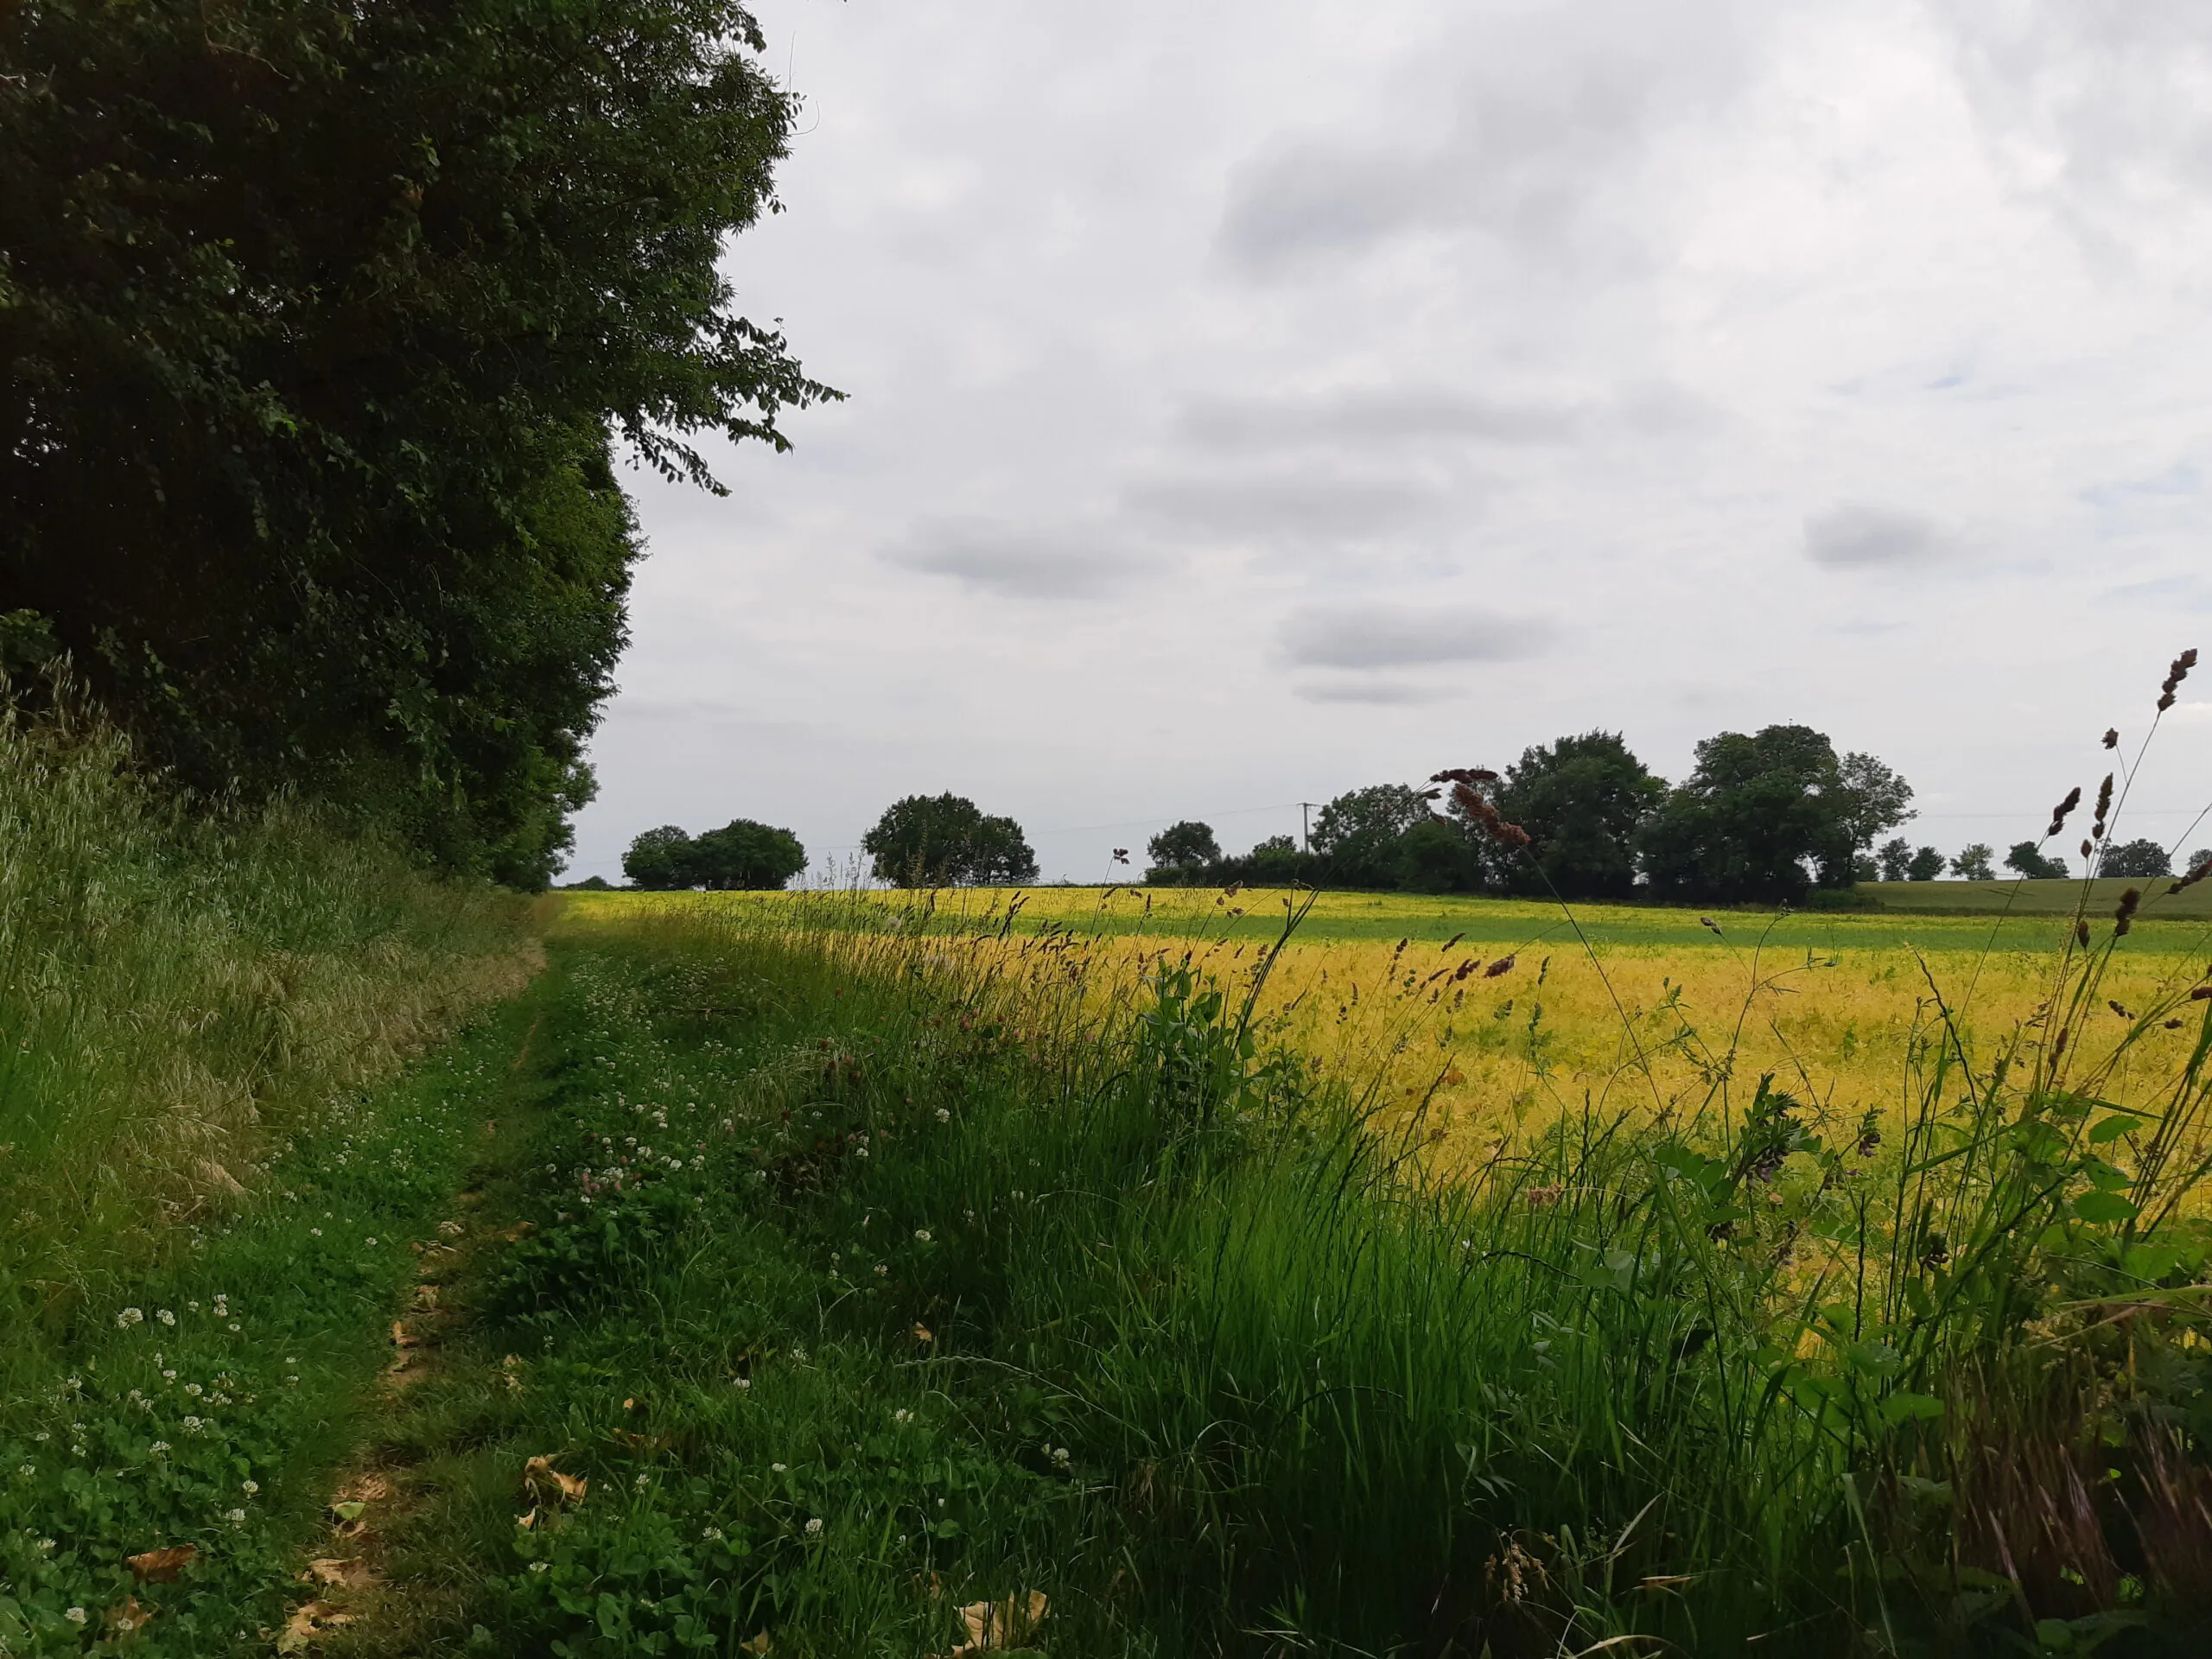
[2073,1191,2139,1226]
[1880,1392,1945,1425]
[2088,1115,2143,1145]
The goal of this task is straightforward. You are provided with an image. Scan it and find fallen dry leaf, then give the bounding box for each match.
[391,1320,416,1348]
[125,1544,197,1583]
[943,1591,1048,1656]
[275,1600,354,1655]
[303,1558,377,1591]
[912,1323,935,1345]
[499,1221,533,1242]
[741,1633,772,1656]
[516,1509,537,1530]
[412,1283,440,1310]
[524,1455,587,1506]
[106,1594,153,1636]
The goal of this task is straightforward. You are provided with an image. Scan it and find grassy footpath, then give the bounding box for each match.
[0,996,540,1651]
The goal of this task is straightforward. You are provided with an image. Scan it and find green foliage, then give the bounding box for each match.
[1488,729,1664,899]
[1145,820,1221,874]
[2006,841,2069,880]
[0,0,833,883]
[1879,836,1915,880]
[626,820,808,890]
[861,795,1038,887]
[623,825,697,891]
[2102,837,2172,879]
[1639,725,1862,903]
[1835,750,1916,854]
[1908,843,1948,881]
[1310,785,1433,886]
[1951,841,1997,880]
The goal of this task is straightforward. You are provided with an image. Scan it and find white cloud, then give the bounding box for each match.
[1803,504,1950,569]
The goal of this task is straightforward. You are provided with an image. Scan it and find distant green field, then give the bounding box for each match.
[1861,874,2212,918]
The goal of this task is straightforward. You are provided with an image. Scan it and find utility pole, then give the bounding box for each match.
[1300,802,1319,854]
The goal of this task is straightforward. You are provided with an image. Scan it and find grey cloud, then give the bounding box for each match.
[1279,603,1555,671]
[1179,385,1582,450]
[1217,2,1770,277]
[1803,504,1948,569]
[1123,472,1440,544]
[882,518,1150,599]
[1293,678,1455,706]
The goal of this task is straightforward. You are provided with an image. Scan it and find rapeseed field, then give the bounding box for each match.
[562,884,2212,1167]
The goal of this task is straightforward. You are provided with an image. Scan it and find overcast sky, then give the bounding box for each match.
[567,0,2212,884]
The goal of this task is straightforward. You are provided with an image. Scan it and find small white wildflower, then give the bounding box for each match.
[702,1526,725,1541]
[185,1382,204,1397]
[935,1107,951,1122]
[64,1607,87,1626]
[242,1480,259,1496]
[162,1370,177,1382]
[228,1322,241,1332]
[364,1236,377,1246]
[734,1377,751,1391]
[914,1229,931,1243]
[149,1442,170,1454]
[188,1300,202,1313]
[771,1462,788,1473]
[16,1463,33,1478]
[874,1264,887,1277]
[528,1560,549,1573]
[32,1432,48,1443]
[286,1375,300,1385]
[635,1473,650,1491]
[156,1309,176,1326]
[852,1145,868,1159]
[35,1537,54,1552]
[893,1408,912,1425]
[118,1306,144,1328]
[310,1228,322,1237]
[226,1508,246,1524]
[804,1517,823,1536]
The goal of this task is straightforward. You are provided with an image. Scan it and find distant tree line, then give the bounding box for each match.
[1147,725,1926,905]
[616,792,1040,892]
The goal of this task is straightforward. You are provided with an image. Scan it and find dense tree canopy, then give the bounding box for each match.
[0,0,831,884]
[1311,785,1433,886]
[1950,842,1996,880]
[1486,731,1665,899]
[624,819,805,889]
[2101,838,2172,879]
[1147,821,1222,874]
[1638,725,1861,904]
[2005,841,2068,880]
[862,795,1038,888]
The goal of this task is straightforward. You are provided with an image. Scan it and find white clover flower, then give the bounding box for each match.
[702,1526,725,1541]
[914,1230,931,1243]
[187,1300,201,1313]
[310,1228,322,1237]
[185,1382,204,1397]
[365,1237,377,1246]
[936,1109,950,1122]
[734,1377,751,1391]
[528,1560,549,1573]
[228,1322,241,1332]
[804,1517,823,1536]
[225,1508,246,1524]
[149,1442,170,1455]
[893,1408,912,1425]
[35,1537,54,1552]
[874,1264,888,1278]
[32,1432,47,1443]
[64,1607,87,1626]
[156,1309,176,1326]
[242,1480,259,1496]
[771,1462,788,1473]
[16,1463,33,1478]
[118,1306,144,1328]
[162,1370,176,1382]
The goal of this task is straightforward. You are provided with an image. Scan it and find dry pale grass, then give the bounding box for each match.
[0,704,543,1308]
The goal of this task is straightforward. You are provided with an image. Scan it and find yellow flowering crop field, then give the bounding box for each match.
[558,884,2212,1166]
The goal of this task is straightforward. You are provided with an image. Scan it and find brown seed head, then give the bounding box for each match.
[2092,773,2114,836]
[2047,785,2082,837]
[2170,855,2212,895]
[1483,954,1516,978]
[2115,886,2141,937]
[2102,728,2120,749]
